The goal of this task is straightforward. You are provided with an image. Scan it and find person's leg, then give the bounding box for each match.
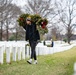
[33,41,38,64]
[27,41,33,64]
[27,41,37,64]
[30,41,36,59]
[34,50,37,60]
[33,50,37,64]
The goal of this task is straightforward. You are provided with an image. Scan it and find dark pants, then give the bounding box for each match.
[29,41,37,60]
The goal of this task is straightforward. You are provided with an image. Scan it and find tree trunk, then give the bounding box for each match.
[16,30,18,41]
[67,26,72,44]
[15,24,18,41]
[0,22,3,41]
[67,37,70,44]
[6,21,9,41]
[67,32,71,44]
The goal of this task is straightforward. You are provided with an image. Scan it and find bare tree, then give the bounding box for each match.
[50,25,62,40]
[4,4,22,41]
[24,0,54,18]
[0,0,12,40]
[55,0,76,44]
[0,0,22,41]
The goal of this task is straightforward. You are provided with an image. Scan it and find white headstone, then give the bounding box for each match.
[26,46,30,58]
[12,47,17,61]
[6,47,11,63]
[22,47,25,60]
[74,63,76,75]
[0,46,3,64]
[17,47,22,60]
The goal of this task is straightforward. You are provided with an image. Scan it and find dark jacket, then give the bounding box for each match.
[23,23,40,41]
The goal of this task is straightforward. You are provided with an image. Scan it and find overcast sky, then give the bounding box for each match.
[12,0,27,6]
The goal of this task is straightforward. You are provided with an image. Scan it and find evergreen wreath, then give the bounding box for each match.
[17,14,48,34]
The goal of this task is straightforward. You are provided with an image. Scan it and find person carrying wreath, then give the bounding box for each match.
[23,16,40,64]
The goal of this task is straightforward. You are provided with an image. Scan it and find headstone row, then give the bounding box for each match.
[0,41,76,64]
[0,41,30,64]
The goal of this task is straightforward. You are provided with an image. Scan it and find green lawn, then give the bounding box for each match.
[0,47,76,75]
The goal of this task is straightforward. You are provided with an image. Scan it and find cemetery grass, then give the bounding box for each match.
[0,47,76,75]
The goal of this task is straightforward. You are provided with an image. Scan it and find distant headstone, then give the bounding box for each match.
[0,46,3,64]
